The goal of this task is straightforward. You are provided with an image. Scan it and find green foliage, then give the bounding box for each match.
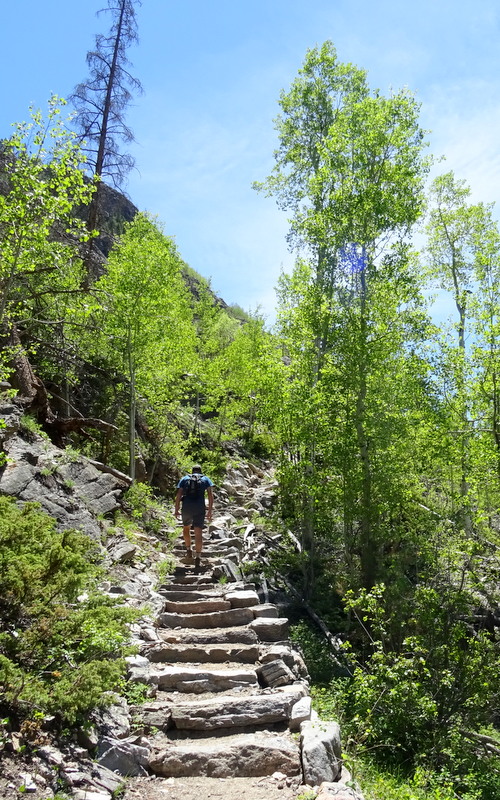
[155,555,176,585]
[290,619,339,684]
[0,95,94,340]
[118,678,150,707]
[122,481,170,535]
[88,213,195,478]
[19,415,48,439]
[335,582,500,796]
[0,497,135,724]
[354,759,458,800]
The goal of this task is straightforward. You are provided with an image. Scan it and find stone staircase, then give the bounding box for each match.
[120,522,344,790]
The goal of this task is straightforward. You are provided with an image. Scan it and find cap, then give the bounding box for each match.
[192,464,202,473]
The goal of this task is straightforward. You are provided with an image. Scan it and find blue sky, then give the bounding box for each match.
[2,1,500,322]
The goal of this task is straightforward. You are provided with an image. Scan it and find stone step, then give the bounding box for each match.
[144,641,260,664]
[168,685,307,731]
[158,606,254,629]
[249,603,278,618]
[167,575,214,585]
[248,617,289,642]
[164,598,232,614]
[224,589,260,608]
[148,730,301,778]
[132,686,308,734]
[160,589,225,602]
[158,626,259,646]
[152,664,259,693]
[173,540,243,554]
[160,581,256,594]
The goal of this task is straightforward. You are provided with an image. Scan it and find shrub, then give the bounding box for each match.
[121,481,170,535]
[340,583,500,798]
[0,497,135,725]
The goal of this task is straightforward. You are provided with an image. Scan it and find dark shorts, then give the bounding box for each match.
[181,501,206,528]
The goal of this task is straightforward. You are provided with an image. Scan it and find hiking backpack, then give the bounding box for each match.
[184,473,203,499]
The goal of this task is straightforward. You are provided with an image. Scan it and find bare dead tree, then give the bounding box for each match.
[69,0,142,269]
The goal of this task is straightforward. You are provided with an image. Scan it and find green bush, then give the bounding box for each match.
[339,583,500,799]
[121,481,170,535]
[289,618,340,684]
[0,497,135,724]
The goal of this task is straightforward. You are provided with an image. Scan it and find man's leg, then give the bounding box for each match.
[193,526,203,556]
[182,525,193,557]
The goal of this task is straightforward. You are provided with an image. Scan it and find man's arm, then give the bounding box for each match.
[174,487,183,517]
[206,486,214,519]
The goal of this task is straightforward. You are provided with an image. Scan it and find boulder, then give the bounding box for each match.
[316,781,365,800]
[248,617,289,641]
[257,659,295,688]
[300,719,342,785]
[97,735,150,776]
[289,696,312,731]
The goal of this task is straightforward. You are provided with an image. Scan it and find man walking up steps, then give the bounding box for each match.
[174,464,213,567]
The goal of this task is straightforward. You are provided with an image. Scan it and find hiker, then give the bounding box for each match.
[174,464,214,566]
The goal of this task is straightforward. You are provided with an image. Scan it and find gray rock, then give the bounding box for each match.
[158,607,254,629]
[300,719,342,785]
[149,731,301,777]
[108,541,137,564]
[289,696,312,731]
[257,658,295,688]
[169,688,305,730]
[18,772,37,792]
[159,626,259,645]
[94,698,131,739]
[73,791,112,800]
[125,654,150,668]
[154,664,258,693]
[248,617,289,641]
[37,745,64,766]
[140,625,160,642]
[225,590,260,608]
[144,642,260,664]
[250,603,279,618]
[164,598,231,614]
[316,781,365,800]
[76,724,99,750]
[0,462,34,495]
[131,700,172,732]
[97,735,150,776]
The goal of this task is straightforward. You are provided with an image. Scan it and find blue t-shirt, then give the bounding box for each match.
[177,474,213,503]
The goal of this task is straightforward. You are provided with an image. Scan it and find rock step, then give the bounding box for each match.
[144,642,260,664]
[132,686,307,734]
[168,686,307,731]
[158,626,259,646]
[160,581,256,594]
[162,593,265,615]
[173,544,242,555]
[164,598,232,614]
[152,664,259,693]
[158,606,254,629]
[167,575,214,585]
[159,589,225,602]
[149,730,301,778]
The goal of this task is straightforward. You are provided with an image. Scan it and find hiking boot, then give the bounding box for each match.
[186,548,193,560]
[194,555,201,569]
